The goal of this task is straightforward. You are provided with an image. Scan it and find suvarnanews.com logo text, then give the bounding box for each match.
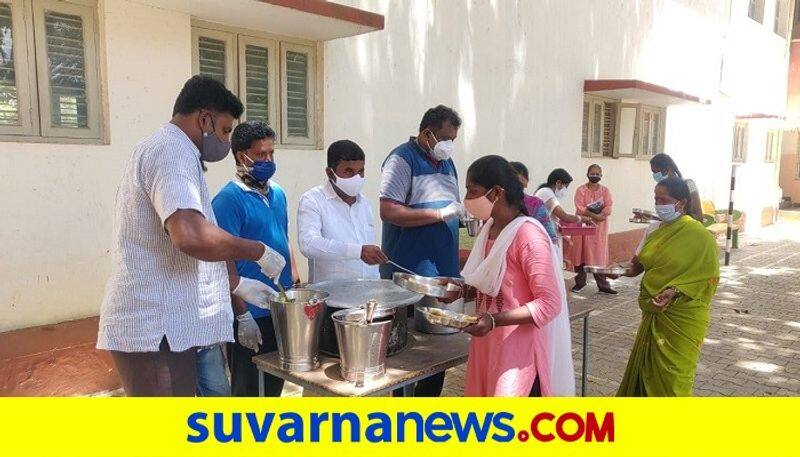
[186,410,615,444]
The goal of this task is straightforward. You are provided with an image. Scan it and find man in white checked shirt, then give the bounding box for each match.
[97,76,284,396]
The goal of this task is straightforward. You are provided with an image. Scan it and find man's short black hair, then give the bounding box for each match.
[172,75,244,118]
[231,121,276,153]
[419,105,461,132]
[327,139,365,169]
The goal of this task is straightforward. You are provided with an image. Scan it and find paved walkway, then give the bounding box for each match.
[282,222,800,397]
[440,222,800,397]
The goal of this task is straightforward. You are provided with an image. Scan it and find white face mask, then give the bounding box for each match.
[431,139,454,161]
[554,186,568,200]
[426,130,454,161]
[331,172,365,197]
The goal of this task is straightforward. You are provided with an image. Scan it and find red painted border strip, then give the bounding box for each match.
[584,79,710,105]
[259,0,385,31]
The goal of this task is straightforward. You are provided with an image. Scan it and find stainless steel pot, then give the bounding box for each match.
[310,279,421,357]
[332,307,396,383]
[268,289,329,372]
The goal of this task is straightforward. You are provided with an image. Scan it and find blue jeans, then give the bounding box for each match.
[196,344,231,396]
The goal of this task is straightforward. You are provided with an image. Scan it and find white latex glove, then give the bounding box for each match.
[256,242,286,279]
[437,201,465,221]
[232,277,277,309]
[236,311,262,352]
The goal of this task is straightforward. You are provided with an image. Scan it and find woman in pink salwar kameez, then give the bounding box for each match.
[567,164,616,294]
[460,155,567,397]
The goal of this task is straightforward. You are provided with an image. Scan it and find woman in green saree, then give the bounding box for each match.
[616,177,720,396]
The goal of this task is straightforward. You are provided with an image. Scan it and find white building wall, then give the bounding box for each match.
[0,0,790,332]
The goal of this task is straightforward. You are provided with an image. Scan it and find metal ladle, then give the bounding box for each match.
[387,260,421,276]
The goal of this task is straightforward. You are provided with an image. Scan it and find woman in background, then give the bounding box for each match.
[534,168,588,260]
[569,164,616,294]
[461,155,574,397]
[649,153,703,222]
[509,161,558,243]
[616,177,719,396]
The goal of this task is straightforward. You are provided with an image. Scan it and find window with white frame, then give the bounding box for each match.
[765,129,780,162]
[581,94,664,159]
[0,0,103,142]
[748,0,765,23]
[732,122,749,163]
[581,95,618,158]
[192,23,318,147]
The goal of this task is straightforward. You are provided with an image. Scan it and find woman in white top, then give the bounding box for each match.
[649,153,703,222]
[534,168,589,259]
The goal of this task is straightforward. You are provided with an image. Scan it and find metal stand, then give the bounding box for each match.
[581,315,589,396]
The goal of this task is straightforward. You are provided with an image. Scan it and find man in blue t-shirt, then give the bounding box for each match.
[379,105,464,396]
[211,121,296,396]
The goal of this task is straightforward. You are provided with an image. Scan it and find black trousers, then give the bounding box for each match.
[110,336,196,397]
[229,315,285,397]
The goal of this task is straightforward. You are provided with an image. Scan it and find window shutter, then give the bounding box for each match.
[641,111,652,156]
[44,10,88,129]
[581,100,590,154]
[198,36,227,85]
[244,44,269,123]
[285,49,309,138]
[0,3,19,126]
[592,101,602,155]
[651,112,661,155]
[602,101,616,157]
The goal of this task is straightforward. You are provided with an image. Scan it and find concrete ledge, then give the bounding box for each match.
[0,316,119,396]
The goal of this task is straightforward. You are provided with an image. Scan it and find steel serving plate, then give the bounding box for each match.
[583,265,633,276]
[392,273,464,301]
[418,307,478,330]
[631,208,660,220]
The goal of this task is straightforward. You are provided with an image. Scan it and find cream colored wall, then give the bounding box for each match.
[0,0,195,332]
[0,0,792,332]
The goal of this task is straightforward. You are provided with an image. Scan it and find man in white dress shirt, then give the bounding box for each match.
[97,76,285,396]
[297,140,388,283]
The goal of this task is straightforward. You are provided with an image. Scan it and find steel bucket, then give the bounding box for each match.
[464,217,482,237]
[268,289,329,372]
[332,307,396,383]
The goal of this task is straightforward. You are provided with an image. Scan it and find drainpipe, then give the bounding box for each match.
[724,164,737,266]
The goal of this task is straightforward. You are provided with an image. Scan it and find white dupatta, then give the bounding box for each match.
[461,216,576,396]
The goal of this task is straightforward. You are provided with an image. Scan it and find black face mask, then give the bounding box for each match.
[588,175,601,184]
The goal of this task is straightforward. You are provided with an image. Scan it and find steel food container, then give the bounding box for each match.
[268,289,329,372]
[309,279,422,357]
[332,307,396,383]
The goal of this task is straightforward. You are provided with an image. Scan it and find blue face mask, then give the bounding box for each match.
[241,155,276,183]
[653,171,667,182]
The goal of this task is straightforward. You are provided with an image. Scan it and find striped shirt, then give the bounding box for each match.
[97,123,233,352]
[378,138,460,278]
